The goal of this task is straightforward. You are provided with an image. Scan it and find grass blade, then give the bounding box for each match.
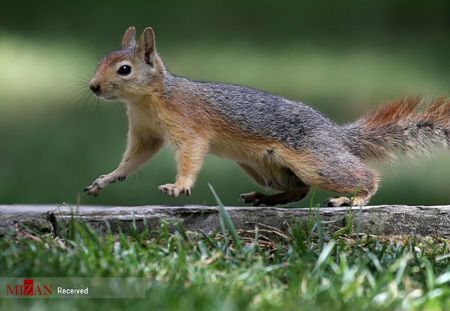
[208,183,242,250]
[314,240,336,272]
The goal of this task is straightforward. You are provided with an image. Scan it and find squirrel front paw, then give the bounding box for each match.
[84,174,126,196]
[158,183,191,197]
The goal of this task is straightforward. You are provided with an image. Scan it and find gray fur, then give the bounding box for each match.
[166,75,344,153]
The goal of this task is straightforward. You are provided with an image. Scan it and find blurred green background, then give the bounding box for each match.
[0,0,449,207]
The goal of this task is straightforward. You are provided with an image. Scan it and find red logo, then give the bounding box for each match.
[6,279,53,296]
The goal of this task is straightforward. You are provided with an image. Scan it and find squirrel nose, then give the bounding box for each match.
[89,83,101,94]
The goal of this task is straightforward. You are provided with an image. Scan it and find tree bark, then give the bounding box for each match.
[1,205,450,238]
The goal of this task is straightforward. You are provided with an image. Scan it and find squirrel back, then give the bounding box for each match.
[167,76,338,149]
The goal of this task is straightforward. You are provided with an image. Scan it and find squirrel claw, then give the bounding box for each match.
[158,184,191,197]
[252,199,261,207]
[84,184,101,196]
[84,174,119,197]
[240,192,264,206]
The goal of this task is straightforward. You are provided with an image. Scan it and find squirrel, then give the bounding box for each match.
[84,26,450,207]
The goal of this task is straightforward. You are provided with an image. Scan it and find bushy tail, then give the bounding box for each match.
[343,97,450,161]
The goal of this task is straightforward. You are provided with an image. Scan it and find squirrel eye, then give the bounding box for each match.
[117,65,131,76]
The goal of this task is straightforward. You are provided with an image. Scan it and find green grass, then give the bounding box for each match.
[1,199,450,310]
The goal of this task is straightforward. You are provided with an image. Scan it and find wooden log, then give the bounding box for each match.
[1,205,450,238]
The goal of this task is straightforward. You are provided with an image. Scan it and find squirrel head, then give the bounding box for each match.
[89,26,165,101]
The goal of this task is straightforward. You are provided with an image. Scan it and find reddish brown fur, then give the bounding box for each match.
[423,97,450,125]
[360,97,450,130]
[361,97,421,129]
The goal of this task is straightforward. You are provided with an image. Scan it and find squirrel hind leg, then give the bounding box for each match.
[238,163,267,187]
[325,194,372,207]
[237,162,310,206]
[240,187,310,207]
[282,150,379,207]
[319,172,378,207]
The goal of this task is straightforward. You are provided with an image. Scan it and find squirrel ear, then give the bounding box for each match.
[138,27,156,65]
[121,26,136,49]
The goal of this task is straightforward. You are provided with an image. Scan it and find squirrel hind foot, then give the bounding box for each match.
[240,189,309,207]
[325,196,369,207]
[240,191,265,206]
[325,196,351,207]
